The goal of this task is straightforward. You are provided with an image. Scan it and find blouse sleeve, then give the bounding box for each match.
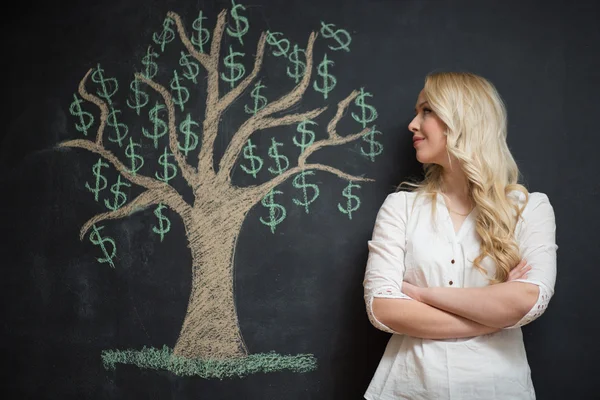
[363,191,414,334]
[503,192,558,329]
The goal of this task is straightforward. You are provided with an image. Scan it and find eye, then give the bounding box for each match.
[423,107,432,114]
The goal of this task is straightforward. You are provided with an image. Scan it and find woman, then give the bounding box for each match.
[363,71,557,399]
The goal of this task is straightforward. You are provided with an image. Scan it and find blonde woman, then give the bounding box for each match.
[363,72,557,400]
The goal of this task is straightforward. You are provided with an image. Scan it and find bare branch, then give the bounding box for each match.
[168,11,211,69]
[77,68,108,146]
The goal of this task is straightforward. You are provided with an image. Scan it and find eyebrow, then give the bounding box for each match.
[414,101,429,113]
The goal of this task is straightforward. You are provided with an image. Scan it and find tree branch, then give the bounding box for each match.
[168,11,211,69]
[77,68,109,146]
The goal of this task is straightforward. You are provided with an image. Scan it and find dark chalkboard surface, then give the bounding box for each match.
[2,0,598,399]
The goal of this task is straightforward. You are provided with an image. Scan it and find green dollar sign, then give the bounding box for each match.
[179,51,200,83]
[351,88,378,128]
[142,102,168,148]
[141,46,159,79]
[267,137,289,176]
[106,106,129,147]
[292,170,320,214]
[240,139,263,179]
[259,189,287,234]
[85,158,109,201]
[170,70,189,112]
[104,175,131,211]
[91,64,118,104]
[244,80,268,115]
[178,113,200,156]
[320,21,352,52]
[360,125,384,162]
[266,31,290,57]
[125,138,144,175]
[126,78,149,116]
[152,203,171,242]
[221,46,246,89]
[293,120,317,154]
[89,225,117,268]
[155,147,178,183]
[337,181,361,220]
[153,17,175,52]
[313,54,336,100]
[69,94,94,136]
[227,0,249,46]
[287,45,306,84]
[191,10,210,53]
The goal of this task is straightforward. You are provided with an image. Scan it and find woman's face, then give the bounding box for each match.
[408,89,449,167]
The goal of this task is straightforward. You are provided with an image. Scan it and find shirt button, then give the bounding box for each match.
[449,280,453,285]
[451,259,455,264]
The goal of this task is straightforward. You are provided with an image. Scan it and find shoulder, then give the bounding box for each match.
[507,190,554,215]
[508,191,556,237]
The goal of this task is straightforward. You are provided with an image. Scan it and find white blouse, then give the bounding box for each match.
[363,190,558,400]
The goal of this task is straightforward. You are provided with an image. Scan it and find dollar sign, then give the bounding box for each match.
[240,139,263,179]
[266,31,290,57]
[85,158,109,201]
[178,113,200,156]
[267,137,289,176]
[89,225,117,268]
[287,45,306,84]
[337,181,361,220]
[170,70,189,112]
[152,203,171,242]
[69,94,94,136]
[126,78,149,116]
[244,80,268,115]
[125,138,144,176]
[153,17,175,52]
[155,147,178,183]
[351,88,378,128]
[106,106,129,147]
[259,189,287,234]
[293,120,317,154]
[227,0,249,46]
[320,21,352,52]
[142,102,168,148]
[104,175,131,211]
[179,51,200,83]
[313,54,336,100]
[191,10,211,53]
[221,46,246,89]
[141,46,159,79]
[292,170,320,214]
[360,125,384,162]
[91,64,118,104]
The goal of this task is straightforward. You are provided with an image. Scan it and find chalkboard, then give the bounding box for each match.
[2,0,598,399]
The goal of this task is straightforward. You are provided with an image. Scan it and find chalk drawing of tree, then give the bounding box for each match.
[60,2,383,377]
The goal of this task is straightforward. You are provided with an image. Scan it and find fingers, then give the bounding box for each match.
[508,259,532,281]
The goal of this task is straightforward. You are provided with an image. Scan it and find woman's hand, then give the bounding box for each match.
[401,281,423,302]
[508,259,532,282]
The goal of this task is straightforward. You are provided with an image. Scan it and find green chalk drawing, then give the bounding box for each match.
[221,46,245,89]
[155,146,178,183]
[69,94,94,136]
[104,175,131,211]
[239,139,263,179]
[293,119,317,154]
[259,189,286,234]
[141,46,159,80]
[85,157,109,201]
[320,21,352,52]
[360,125,383,162]
[125,138,144,176]
[267,137,289,175]
[337,181,361,220]
[179,51,200,84]
[153,16,176,52]
[170,70,190,112]
[244,80,267,115]
[152,203,171,242]
[106,106,129,147]
[178,113,200,156]
[126,78,149,116]
[101,346,317,379]
[313,53,336,100]
[292,170,320,214]
[266,31,290,57]
[227,0,249,46]
[352,88,383,162]
[191,10,210,53]
[287,44,306,84]
[89,224,117,268]
[142,101,168,148]
[92,64,118,104]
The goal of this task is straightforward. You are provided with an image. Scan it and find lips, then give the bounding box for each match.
[413,137,425,146]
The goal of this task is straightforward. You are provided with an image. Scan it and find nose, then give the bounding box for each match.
[408,115,419,133]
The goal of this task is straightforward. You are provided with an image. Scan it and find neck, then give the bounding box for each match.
[440,167,470,200]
